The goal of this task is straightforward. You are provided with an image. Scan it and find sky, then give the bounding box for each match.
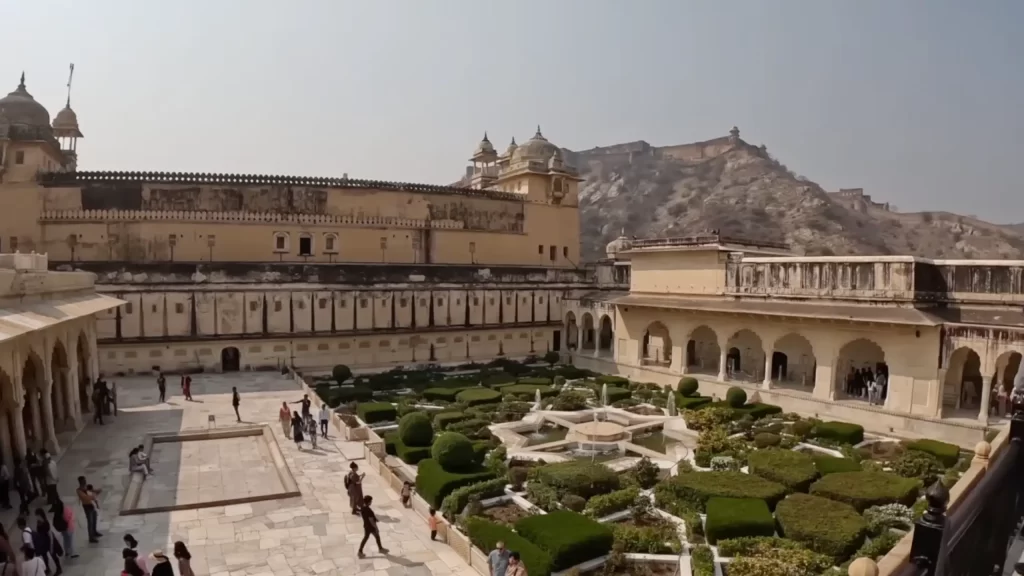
[2,0,1022,223]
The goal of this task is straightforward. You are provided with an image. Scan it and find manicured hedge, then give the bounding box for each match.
[384,432,397,456]
[501,384,559,399]
[726,387,747,408]
[356,402,397,424]
[515,511,615,570]
[393,434,433,464]
[432,432,476,471]
[433,411,469,431]
[704,497,776,544]
[483,373,516,387]
[747,449,818,492]
[604,386,631,403]
[399,412,434,446]
[809,471,920,512]
[678,377,699,396]
[533,461,621,499]
[596,375,630,386]
[775,493,867,561]
[317,384,373,406]
[423,387,465,402]
[583,487,639,518]
[813,421,865,445]
[465,517,553,576]
[455,388,503,406]
[813,456,862,476]
[517,377,554,386]
[739,403,784,420]
[677,395,713,410]
[556,366,591,380]
[415,459,496,508]
[906,439,961,468]
[440,477,507,520]
[658,471,787,512]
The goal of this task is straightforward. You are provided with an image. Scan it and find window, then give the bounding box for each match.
[400,298,408,308]
[149,350,162,358]
[249,301,258,312]
[296,344,308,351]
[553,178,563,193]
[438,298,445,306]
[151,304,158,313]
[317,343,329,351]
[319,298,327,309]
[298,235,312,256]
[549,246,556,261]
[437,337,447,344]
[8,237,15,251]
[563,246,568,257]
[296,300,305,310]
[360,299,368,309]
[14,151,24,165]
[473,297,479,306]
[248,346,262,353]
[340,300,348,309]
[338,342,351,349]
[175,303,185,314]
[174,349,188,357]
[274,345,287,352]
[324,233,338,253]
[125,303,133,314]
[274,233,288,251]
[538,297,545,304]
[506,297,512,305]
[488,298,494,305]
[538,245,543,254]
[274,301,283,312]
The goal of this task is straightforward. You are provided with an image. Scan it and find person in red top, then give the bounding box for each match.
[183,376,193,401]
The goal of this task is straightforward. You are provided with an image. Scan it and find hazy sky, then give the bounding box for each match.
[3,1,1021,222]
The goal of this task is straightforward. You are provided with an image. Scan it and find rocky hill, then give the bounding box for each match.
[571,135,1024,261]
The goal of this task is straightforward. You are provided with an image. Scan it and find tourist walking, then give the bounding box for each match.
[25,451,43,499]
[279,402,291,436]
[290,412,304,449]
[183,375,193,401]
[428,507,438,540]
[173,541,195,576]
[150,550,174,576]
[232,387,241,422]
[319,403,330,438]
[157,373,166,403]
[75,476,101,543]
[14,460,33,515]
[507,551,527,576]
[0,525,17,576]
[92,385,105,425]
[306,416,318,450]
[0,458,11,510]
[356,495,388,558]
[345,463,365,515]
[488,540,509,576]
[52,499,77,559]
[20,545,46,576]
[34,507,62,575]
[292,394,312,422]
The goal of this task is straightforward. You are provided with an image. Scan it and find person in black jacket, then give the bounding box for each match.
[33,508,61,576]
[357,495,388,558]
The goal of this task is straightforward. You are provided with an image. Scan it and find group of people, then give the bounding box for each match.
[844,366,889,405]
[487,541,528,576]
[120,534,194,576]
[155,373,195,404]
[0,449,60,516]
[91,378,118,425]
[279,395,330,451]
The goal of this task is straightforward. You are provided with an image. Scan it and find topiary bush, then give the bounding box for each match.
[423,387,466,402]
[813,421,865,445]
[906,439,961,468]
[533,461,621,499]
[398,412,434,447]
[583,487,639,518]
[508,466,528,490]
[465,517,553,576]
[433,411,469,431]
[543,351,560,365]
[704,497,776,544]
[356,402,397,424]
[813,456,862,476]
[431,432,476,472]
[332,364,352,385]
[677,396,713,410]
[747,449,818,492]
[455,388,502,406]
[809,471,920,512]
[890,450,943,485]
[319,384,373,406]
[775,493,867,561]
[753,432,782,449]
[439,477,507,520]
[678,377,699,397]
[726,386,747,408]
[393,434,433,464]
[415,459,496,508]
[596,375,630,386]
[517,377,553,386]
[501,384,558,399]
[790,420,814,438]
[656,471,787,512]
[604,386,632,403]
[514,510,615,570]
[482,372,516,387]
[560,494,586,512]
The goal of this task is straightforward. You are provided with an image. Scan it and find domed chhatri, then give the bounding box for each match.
[52,104,83,138]
[605,232,633,258]
[512,125,561,162]
[505,136,518,156]
[473,132,495,156]
[0,73,52,130]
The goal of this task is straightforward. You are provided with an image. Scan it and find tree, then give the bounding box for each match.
[543,351,560,366]
[332,365,352,386]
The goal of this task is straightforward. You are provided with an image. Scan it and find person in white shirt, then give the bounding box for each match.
[319,404,330,439]
[20,545,47,576]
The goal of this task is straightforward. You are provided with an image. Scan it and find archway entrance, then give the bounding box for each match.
[725,329,764,382]
[598,315,613,356]
[836,338,888,402]
[942,347,983,414]
[221,347,241,372]
[50,341,70,431]
[581,313,596,352]
[565,312,579,350]
[641,321,672,367]
[771,352,788,380]
[21,352,46,451]
[686,325,720,375]
[772,333,816,389]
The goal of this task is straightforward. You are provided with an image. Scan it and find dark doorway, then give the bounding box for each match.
[727,347,741,374]
[686,340,696,366]
[552,330,561,352]
[221,347,241,372]
[298,236,312,256]
[771,352,788,381]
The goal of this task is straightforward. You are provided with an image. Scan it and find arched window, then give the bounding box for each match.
[273,232,289,253]
[324,233,339,253]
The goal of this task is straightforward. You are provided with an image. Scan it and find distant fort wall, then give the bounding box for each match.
[827,188,892,213]
[569,136,737,166]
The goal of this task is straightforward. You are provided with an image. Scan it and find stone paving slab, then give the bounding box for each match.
[24,372,476,576]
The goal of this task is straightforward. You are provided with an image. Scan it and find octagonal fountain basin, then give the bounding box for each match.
[524,424,570,447]
[569,420,629,443]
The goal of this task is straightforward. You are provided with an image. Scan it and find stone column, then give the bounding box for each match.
[67,369,82,430]
[88,329,100,382]
[52,372,65,431]
[40,379,59,453]
[11,404,26,459]
[27,390,41,450]
[762,353,772,389]
[0,410,11,470]
[978,378,992,424]
[717,348,727,381]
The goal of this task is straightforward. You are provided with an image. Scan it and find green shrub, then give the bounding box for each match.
[677,395,712,410]
[456,388,502,406]
[501,384,558,399]
[891,450,943,485]
[439,477,507,520]
[433,411,468,431]
[716,536,806,557]
[747,449,818,492]
[423,387,464,402]
[471,441,490,465]
[740,403,784,420]
[596,375,630,386]
[465,517,553,576]
[356,402,397,424]
[332,364,352,385]
[556,366,589,380]
[398,412,434,447]
[809,471,920,512]
[508,466,529,490]
[691,546,714,576]
[515,511,615,570]
[319,385,373,406]
[775,493,867,561]
[604,386,631,403]
[415,459,496,508]
[534,461,621,499]
[526,482,559,510]
[685,407,735,431]
[446,418,491,439]
[753,433,781,449]
[726,387,747,408]
[791,420,813,438]
[726,546,835,576]
[543,351,560,365]
[517,377,553,386]
[432,432,476,472]
[754,422,784,434]
[813,421,865,445]
[560,494,586,512]
[906,439,961,468]
[657,471,787,512]
[678,377,699,396]
[583,487,639,518]
[813,456,862,476]
[483,373,516,387]
[550,391,588,411]
[704,497,775,544]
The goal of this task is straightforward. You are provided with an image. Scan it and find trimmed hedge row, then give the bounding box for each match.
[465,517,553,576]
[315,384,372,406]
[393,434,433,464]
[356,402,397,424]
[809,471,920,512]
[455,388,503,406]
[603,386,631,403]
[813,456,862,476]
[422,387,467,402]
[704,497,775,544]
[906,439,961,467]
[415,459,496,508]
[583,487,639,518]
[501,384,558,399]
[433,411,469,431]
[533,461,621,499]
[515,511,614,570]
[517,377,554,386]
[677,395,713,410]
[747,449,818,492]
[439,477,507,520]
[813,421,865,445]
[775,493,867,561]
[657,471,787,512]
[595,375,630,386]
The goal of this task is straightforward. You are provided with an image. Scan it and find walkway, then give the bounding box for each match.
[19,372,475,576]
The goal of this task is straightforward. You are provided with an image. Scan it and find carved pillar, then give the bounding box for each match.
[978,377,992,424]
[762,353,772,389]
[67,368,82,430]
[0,409,11,470]
[11,402,26,460]
[40,379,59,453]
[717,347,727,381]
[52,371,65,431]
[27,389,41,450]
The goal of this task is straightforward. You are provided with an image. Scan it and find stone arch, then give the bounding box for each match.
[76,331,91,415]
[581,313,596,352]
[995,351,1022,393]
[725,329,765,381]
[564,311,579,350]
[771,333,816,387]
[598,315,614,354]
[21,350,46,451]
[836,338,888,400]
[50,339,72,431]
[942,346,984,413]
[221,347,241,372]
[686,325,720,374]
[0,366,20,465]
[641,321,672,366]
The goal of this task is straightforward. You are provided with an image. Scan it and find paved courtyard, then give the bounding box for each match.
[21,372,475,576]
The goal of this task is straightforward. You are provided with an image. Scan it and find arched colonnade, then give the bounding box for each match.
[942,346,1022,422]
[565,312,615,358]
